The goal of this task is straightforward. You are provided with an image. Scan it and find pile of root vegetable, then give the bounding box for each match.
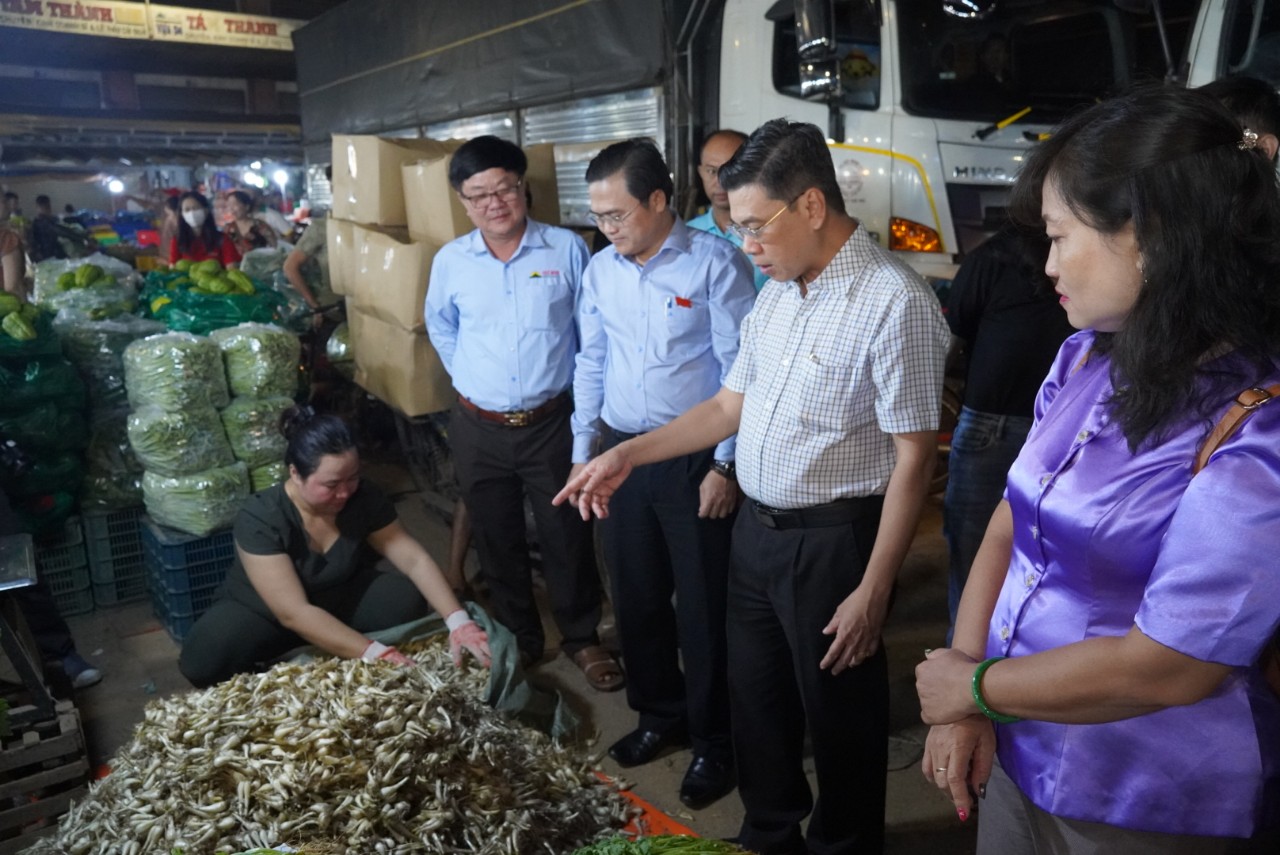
[25,637,635,854]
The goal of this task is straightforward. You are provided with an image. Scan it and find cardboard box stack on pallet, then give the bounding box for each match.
[326,135,561,417]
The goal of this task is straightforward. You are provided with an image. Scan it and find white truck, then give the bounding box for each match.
[297,0,1279,281]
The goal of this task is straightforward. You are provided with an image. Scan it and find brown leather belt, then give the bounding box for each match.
[457,391,570,428]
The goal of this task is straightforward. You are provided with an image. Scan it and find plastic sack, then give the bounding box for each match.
[0,402,88,452]
[81,411,144,510]
[209,323,300,399]
[32,252,138,309]
[239,247,289,284]
[219,396,291,469]
[147,286,286,336]
[0,308,62,358]
[55,310,167,412]
[123,332,230,411]
[270,269,317,334]
[127,405,235,477]
[0,358,86,415]
[249,461,287,492]
[0,452,83,498]
[325,321,355,380]
[142,461,250,537]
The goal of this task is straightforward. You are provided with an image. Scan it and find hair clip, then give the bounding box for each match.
[1239,128,1260,151]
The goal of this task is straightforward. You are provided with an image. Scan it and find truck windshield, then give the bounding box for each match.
[899,0,1201,123]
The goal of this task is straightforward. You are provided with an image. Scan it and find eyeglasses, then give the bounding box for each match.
[457,179,523,207]
[587,201,642,229]
[728,195,801,241]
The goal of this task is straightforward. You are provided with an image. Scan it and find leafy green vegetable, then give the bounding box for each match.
[210,323,300,399]
[219,396,291,468]
[55,311,167,411]
[127,405,235,477]
[248,461,286,492]
[143,461,249,537]
[123,332,230,411]
[571,837,752,855]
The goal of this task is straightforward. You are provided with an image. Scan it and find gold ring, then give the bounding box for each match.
[935,767,948,773]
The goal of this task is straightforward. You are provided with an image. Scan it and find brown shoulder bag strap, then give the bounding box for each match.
[1192,384,1280,474]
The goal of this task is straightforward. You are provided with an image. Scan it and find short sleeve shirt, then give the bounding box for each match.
[222,479,397,616]
[293,218,332,304]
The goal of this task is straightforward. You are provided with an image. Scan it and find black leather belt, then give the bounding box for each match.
[458,391,569,428]
[751,497,877,530]
[603,424,647,443]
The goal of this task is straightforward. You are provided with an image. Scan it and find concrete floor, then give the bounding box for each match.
[52,461,976,853]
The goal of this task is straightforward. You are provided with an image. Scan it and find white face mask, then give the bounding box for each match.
[182,209,207,229]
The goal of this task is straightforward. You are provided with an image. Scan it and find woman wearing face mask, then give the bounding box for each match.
[223,190,278,257]
[170,190,240,267]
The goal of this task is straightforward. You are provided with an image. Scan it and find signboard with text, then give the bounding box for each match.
[0,0,301,51]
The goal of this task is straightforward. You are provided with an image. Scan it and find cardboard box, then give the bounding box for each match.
[351,224,439,331]
[331,135,461,226]
[402,142,562,246]
[326,217,356,296]
[348,306,453,417]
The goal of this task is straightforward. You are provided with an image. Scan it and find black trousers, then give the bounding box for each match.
[599,427,733,758]
[449,402,601,660]
[178,561,428,688]
[729,496,888,855]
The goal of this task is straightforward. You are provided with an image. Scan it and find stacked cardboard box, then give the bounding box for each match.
[329,135,561,418]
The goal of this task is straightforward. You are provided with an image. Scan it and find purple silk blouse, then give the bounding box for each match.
[989,331,1280,837]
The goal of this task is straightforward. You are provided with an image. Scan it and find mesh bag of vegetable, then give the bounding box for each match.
[325,320,355,380]
[82,408,146,510]
[219,396,292,469]
[249,460,287,492]
[55,310,166,411]
[210,323,300,399]
[142,461,249,537]
[127,404,235,477]
[123,332,230,411]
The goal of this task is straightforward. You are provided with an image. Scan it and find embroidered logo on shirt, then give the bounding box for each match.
[530,270,560,278]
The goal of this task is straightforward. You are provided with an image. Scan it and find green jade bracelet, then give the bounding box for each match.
[972,656,1022,724]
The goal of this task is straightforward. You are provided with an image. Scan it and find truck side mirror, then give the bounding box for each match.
[942,0,998,19]
[794,0,842,100]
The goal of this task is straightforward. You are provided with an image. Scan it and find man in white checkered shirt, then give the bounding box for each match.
[556,119,949,855]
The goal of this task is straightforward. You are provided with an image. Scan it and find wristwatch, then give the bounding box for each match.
[711,459,736,480]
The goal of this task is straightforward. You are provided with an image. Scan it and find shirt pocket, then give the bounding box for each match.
[523,273,573,331]
[796,354,854,436]
[657,292,710,359]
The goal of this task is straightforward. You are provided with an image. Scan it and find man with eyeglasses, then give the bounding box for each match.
[688,129,769,291]
[558,120,950,854]
[424,135,621,691]
[569,138,756,809]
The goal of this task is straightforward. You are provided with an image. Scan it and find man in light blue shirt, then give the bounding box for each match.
[569,139,755,809]
[687,129,769,291]
[424,136,621,692]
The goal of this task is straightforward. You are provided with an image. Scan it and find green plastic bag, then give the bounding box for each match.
[0,402,88,452]
[0,309,61,358]
[146,286,286,336]
[0,358,86,415]
[0,452,83,498]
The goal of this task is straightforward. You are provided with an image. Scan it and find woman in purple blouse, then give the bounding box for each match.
[915,86,1280,853]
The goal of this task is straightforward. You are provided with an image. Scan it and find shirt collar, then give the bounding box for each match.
[797,223,871,298]
[464,217,546,257]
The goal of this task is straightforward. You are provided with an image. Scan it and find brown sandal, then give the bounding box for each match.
[571,645,626,692]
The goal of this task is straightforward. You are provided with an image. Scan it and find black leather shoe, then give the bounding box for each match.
[679,754,736,809]
[607,727,689,768]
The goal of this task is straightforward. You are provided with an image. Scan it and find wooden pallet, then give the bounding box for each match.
[0,700,89,854]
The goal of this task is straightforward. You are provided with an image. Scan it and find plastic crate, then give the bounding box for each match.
[147,563,223,616]
[85,507,147,607]
[140,517,235,572]
[35,518,94,617]
[150,587,199,644]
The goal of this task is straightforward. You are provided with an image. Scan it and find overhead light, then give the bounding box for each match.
[243,171,265,188]
[107,178,124,194]
[119,157,132,166]
[250,160,262,170]
[272,169,288,186]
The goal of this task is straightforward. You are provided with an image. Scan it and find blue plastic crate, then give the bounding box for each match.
[86,507,147,606]
[140,517,234,571]
[147,563,223,616]
[150,587,199,644]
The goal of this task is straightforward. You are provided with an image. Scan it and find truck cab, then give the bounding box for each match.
[722,0,1278,279]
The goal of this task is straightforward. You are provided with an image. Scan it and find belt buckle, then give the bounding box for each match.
[753,503,779,529]
[503,410,530,428]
